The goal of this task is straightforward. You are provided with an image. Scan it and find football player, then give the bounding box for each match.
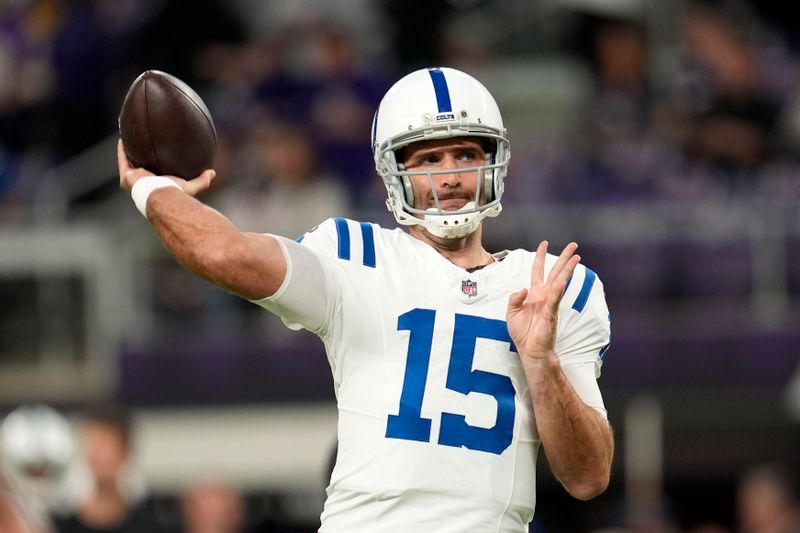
[118,66,613,533]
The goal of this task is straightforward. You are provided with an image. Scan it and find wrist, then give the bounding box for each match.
[521,349,560,373]
[131,176,182,219]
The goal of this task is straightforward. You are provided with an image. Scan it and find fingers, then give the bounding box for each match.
[183,169,216,196]
[548,254,581,305]
[527,241,582,308]
[531,240,580,286]
[508,288,528,310]
[117,139,130,183]
[118,139,157,191]
[547,242,579,284]
[530,240,548,288]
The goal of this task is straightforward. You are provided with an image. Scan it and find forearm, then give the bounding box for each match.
[523,351,613,500]
[146,187,285,299]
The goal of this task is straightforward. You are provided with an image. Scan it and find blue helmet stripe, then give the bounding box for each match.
[428,69,452,113]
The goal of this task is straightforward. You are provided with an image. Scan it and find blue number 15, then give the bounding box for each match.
[385,308,517,455]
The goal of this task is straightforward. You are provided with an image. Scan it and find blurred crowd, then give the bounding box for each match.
[2,0,800,225]
[0,403,313,533]
[1,404,799,533]
[0,0,392,225]
[2,0,799,318]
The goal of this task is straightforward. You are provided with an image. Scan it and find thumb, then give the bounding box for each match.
[508,288,528,311]
[184,169,216,196]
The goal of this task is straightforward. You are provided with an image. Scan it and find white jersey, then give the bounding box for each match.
[253,217,611,533]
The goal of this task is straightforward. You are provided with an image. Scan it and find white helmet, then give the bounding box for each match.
[372,67,510,238]
[0,405,74,478]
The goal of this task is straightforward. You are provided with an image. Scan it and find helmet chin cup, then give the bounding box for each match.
[386,191,502,239]
[424,202,478,238]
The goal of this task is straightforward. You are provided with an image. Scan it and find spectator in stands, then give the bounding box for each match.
[564,13,672,203]
[737,463,800,533]
[0,404,76,518]
[52,404,166,533]
[0,1,58,220]
[655,3,785,195]
[214,118,350,240]
[179,479,245,533]
[303,22,390,207]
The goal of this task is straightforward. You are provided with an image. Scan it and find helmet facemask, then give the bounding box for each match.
[378,132,509,239]
[372,67,511,239]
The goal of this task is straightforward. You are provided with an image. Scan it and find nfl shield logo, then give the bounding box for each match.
[461,279,478,298]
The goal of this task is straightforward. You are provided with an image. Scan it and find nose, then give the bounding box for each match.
[435,154,461,188]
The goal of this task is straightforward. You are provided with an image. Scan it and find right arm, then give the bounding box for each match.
[118,140,286,300]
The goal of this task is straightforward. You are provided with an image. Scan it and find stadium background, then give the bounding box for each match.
[2,0,800,531]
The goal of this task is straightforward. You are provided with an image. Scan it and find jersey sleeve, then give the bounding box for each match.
[248,219,343,335]
[555,263,611,376]
[553,263,611,417]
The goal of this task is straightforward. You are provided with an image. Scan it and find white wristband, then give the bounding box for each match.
[130,176,182,219]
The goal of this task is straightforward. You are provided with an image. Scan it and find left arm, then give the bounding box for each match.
[522,353,613,500]
[507,241,614,500]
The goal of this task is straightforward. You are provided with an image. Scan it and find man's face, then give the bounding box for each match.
[83,423,128,487]
[401,137,487,211]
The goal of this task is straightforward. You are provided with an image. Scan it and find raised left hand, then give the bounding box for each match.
[506,241,580,360]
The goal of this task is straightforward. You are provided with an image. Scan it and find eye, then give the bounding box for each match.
[413,153,441,166]
[457,150,481,163]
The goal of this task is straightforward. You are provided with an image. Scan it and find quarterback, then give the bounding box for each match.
[118,67,613,532]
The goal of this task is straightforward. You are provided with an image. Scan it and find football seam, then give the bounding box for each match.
[143,76,163,174]
[166,81,218,151]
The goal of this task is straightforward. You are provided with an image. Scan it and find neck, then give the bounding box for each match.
[410,224,493,269]
[79,486,128,526]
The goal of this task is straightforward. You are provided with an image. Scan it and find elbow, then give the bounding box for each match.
[196,237,280,299]
[194,241,233,279]
[563,470,611,501]
[194,240,248,290]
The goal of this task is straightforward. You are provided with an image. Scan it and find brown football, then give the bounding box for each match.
[118,70,217,179]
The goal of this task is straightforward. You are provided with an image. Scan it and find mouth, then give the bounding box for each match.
[428,195,473,212]
[426,200,476,213]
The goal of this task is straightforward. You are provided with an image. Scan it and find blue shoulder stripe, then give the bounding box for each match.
[334,218,377,268]
[599,343,610,360]
[572,267,597,312]
[334,217,350,260]
[360,222,376,268]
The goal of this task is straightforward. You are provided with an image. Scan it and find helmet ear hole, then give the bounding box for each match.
[483,173,494,203]
[483,151,495,202]
[401,175,414,206]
